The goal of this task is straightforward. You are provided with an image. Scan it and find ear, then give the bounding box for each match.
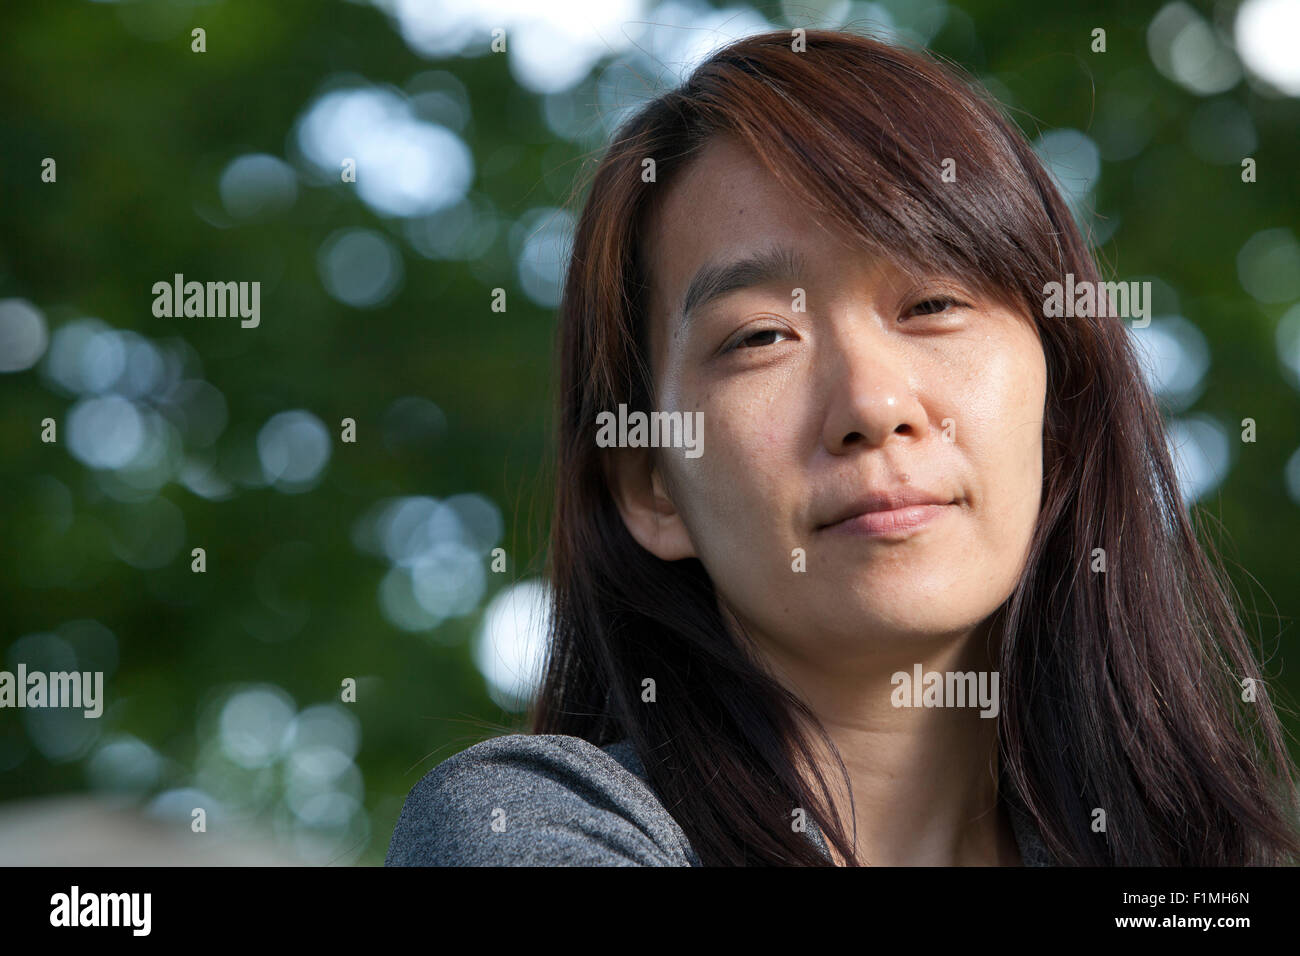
[606,446,698,561]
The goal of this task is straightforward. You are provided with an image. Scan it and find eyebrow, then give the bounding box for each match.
[677,245,808,335]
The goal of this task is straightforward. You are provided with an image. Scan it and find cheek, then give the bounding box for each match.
[672,384,804,549]
[960,337,1046,542]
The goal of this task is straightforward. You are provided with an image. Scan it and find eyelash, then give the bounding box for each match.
[905,295,966,318]
[729,327,788,350]
[724,296,966,352]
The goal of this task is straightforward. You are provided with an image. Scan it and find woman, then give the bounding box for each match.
[386,29,1300,866]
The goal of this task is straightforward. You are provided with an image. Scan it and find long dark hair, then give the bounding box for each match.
[529,28,1300,865]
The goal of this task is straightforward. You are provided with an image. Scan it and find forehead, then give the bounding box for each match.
[640,134,848,332]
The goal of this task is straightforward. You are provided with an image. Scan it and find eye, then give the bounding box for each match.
[906,296,962,317]
[901,295,968,323]
[726,326,792,351]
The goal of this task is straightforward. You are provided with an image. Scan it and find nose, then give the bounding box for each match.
[819,322,931,455]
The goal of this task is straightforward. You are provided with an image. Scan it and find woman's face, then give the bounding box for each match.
[613,133,1047,668]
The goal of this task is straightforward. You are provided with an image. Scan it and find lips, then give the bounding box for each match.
[817,488,955,533]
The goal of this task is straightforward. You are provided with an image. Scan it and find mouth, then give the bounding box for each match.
[820,503,954,537]
[817,491,958,538]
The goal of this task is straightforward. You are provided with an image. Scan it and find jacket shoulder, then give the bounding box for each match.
[385,734,698,866]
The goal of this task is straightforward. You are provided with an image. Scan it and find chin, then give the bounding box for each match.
[799,606,977,648]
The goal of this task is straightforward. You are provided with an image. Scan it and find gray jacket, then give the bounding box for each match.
[385,733,1055,866]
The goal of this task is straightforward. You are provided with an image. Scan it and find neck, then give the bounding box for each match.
[742,616,1020,866]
